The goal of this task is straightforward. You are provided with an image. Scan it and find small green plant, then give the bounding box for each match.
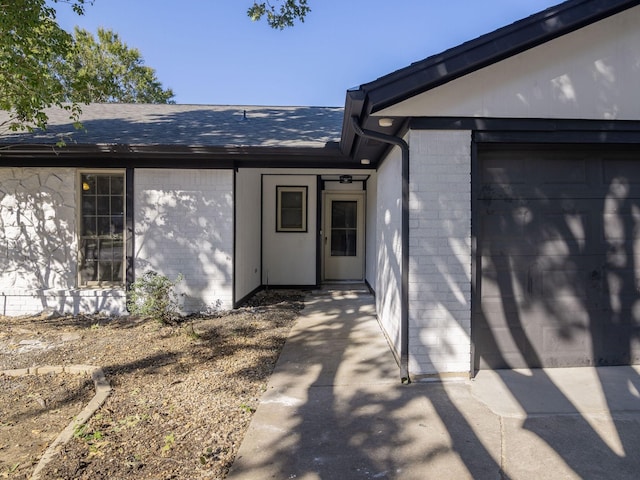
[127,271,184,324]
[161,432,175,455]
[240,403,256,414]
[74,424,104,442]
[185,323,201,340]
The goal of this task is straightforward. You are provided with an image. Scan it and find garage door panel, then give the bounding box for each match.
[480,153,598,198]
[474,322,531,369]
[603,158,640,184]
[475,147,640,370]
[479,203,599,256]
[480,260,531,300]
[475,309,593,369]
[540,261,603,303]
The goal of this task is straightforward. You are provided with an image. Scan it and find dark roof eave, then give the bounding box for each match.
[341,0,640,164]
[0,143,356,168]
[360,0,640,115]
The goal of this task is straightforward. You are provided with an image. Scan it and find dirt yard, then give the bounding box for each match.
[0,289,305,479]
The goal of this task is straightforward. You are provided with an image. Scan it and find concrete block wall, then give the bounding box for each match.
[134,169,234,312]
[0,167,126,316]
[408,130,472,376]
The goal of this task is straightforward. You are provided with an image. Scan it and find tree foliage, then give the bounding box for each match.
[55,27,175,104]
[0,0,172,135]
[248,0,310,29]
[0,0,85,133]
[0,0,303,135]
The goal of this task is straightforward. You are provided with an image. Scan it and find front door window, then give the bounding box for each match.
[331,201,357,256]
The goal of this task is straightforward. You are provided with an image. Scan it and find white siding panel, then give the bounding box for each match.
[134,169,234,312]
[262,175,317,286]
[408,130,472,377]
[379,6,640,121]
[235,169,261,303]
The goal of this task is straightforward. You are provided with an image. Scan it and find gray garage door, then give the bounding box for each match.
[474,146,640,370]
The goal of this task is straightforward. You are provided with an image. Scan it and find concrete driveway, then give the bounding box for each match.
[227,286,640,479]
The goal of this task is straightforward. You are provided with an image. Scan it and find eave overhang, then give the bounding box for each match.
[0,143,362,169]
[341,0,640,166]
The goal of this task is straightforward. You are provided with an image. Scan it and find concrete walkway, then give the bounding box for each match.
[227,287,640,480]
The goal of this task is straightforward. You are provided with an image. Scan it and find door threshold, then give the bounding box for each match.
[322,280,365,284]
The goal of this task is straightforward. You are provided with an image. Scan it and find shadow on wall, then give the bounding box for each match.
[134,173,233,313]
[0,168,76,309]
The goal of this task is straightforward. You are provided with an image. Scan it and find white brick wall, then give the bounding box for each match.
[134,169,234,312]
[375,146,404,360]
[0,167,125,316]
[408,130,472,376]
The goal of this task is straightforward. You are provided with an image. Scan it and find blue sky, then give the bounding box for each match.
[53,1,563,106]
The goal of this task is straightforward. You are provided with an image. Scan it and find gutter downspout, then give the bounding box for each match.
[351,116,410,384]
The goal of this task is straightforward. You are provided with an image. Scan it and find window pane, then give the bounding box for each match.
[331,230,357,256]
[97,217,111,236]
[111,196,124,215]
[281,191,302,208]
[99,262,113,281]
[82,196,96,214]
[81,174,96,193]
[79,173,125,285]
[111,176,124,194]
[112,215,124,234]
[79,239,98,283]
[277,187,306,232]
[82,216,96,236]
[281,209,303,229]
[97,196,110,215]
[79,261,97,284]
[97,176,110,194]
[332,201,357,228]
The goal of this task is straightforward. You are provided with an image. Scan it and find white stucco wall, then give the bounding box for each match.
[134,169,234,312]
[375,147,403,361]
[235,169,262,304]
[379,6,640,121]
[0,167,126,316]
[262,174,317,286]
[408,130,472,376]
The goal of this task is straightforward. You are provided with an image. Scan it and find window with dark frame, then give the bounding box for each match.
[330,200,358,256]
[79,173,125,285]
[276,186,307,232]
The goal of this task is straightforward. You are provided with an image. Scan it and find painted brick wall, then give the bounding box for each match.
[134,169,234,312]
[375,146,404,360]
[0,167,126,316]
[408,130,472,376]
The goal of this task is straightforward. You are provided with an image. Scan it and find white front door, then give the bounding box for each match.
[323,192,364,281]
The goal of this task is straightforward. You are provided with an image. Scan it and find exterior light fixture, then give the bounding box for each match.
[339,175,353,184]
[378,118,394,127]
[360,159,371,165]
[82,182,90,191]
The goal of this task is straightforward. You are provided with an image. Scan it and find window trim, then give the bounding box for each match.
[276,185,308,233]
[76,169,126,288]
